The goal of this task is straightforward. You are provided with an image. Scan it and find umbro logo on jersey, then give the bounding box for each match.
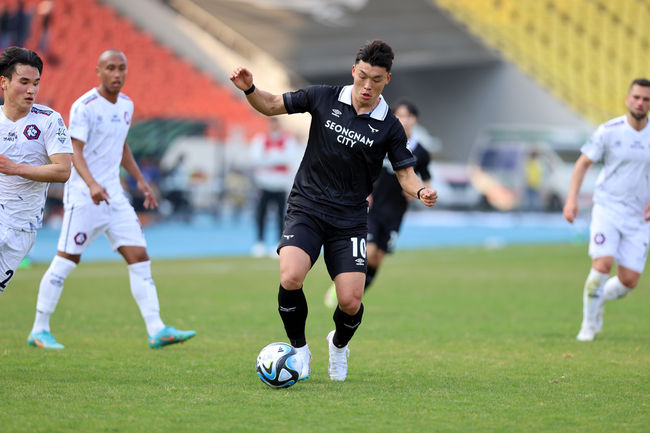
[368,124,378,133]
[331,109,342,118]
[23,124,41,140]
[283,234,294,239]
[111,114,121,122]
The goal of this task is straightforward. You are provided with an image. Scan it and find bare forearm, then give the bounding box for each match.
[566,154,592,203]
[395,167,424,198]
[14,157,71,183]
[245,87,287,116]
[120,143,144,182]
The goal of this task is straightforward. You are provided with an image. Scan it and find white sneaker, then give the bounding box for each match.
[327,330,349,381]
[576,322,597,341]
[324,283,337,308]
[295,344,311,381]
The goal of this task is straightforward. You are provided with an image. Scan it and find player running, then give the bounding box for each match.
[0,46,72,294]
[231,40,437,381]
[563,77,650,341]
[27,50,195,350]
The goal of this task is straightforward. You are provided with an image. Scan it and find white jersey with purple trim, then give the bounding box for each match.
[0,104,72,232]
[64,88,133,207]
[581,115,650,217]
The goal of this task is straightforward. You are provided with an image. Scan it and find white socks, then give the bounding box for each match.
[602,275,631,302]
[128,261,165,337]
[582,268,609,325]
[32,255,77,334]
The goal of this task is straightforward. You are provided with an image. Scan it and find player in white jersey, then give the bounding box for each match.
[27,50,195,350]
[0,46,72,294]
[564,78,650,341]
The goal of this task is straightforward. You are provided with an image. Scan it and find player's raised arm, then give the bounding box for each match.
[394,166,437,207]
[230,67,287,116]
[563,153,593,223]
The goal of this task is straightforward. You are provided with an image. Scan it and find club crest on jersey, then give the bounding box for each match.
[324,119,374,148]
[74,232,88,245]
[23,124,41,140]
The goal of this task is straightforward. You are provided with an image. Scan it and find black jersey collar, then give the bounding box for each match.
[338,85,389,121]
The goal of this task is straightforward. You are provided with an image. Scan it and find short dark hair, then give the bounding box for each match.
[355,40,394,73]
[629,78,650,91]
[392,99,419,118]
[0,46,43,80]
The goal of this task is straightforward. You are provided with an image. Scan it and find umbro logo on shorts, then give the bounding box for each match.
[594,232,606,245]
[283,234,294,239]
[355,258,365,266]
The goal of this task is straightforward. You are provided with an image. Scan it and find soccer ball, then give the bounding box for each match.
[256,342,303,389]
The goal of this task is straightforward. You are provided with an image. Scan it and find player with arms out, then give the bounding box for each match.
[231,40,437,381]
[0,46,72,295]
[27,50,195,350]
[563,77,650,341]
[324,99,431,307]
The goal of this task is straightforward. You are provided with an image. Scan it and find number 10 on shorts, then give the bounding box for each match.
[351,237,366,259]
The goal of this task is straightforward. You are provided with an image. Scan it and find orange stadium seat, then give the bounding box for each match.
[16,0,265,139]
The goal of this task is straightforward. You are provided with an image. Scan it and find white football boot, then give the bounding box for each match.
[327,330,350,381]
[295,344,311,381]
[576,320,597,341]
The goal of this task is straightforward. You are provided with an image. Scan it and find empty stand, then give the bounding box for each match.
[434,0,650,124]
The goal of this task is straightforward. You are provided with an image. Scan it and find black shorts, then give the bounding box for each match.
[278,208,367,279]
[367,210,403,254]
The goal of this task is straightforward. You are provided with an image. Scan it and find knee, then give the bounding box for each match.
[337,291,362,315]
[280,270,304,291]
[618,274,639,289]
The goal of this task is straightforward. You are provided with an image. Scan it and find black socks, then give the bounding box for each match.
[364,265,377,291]
[277,285,308,348]
[332,303,364,348]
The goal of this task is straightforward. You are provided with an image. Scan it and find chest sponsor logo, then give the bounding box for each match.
[324,119,374,148]
[23,124,41,140]
[3,131,17,142]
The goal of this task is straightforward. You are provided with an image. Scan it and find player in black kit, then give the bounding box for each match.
[324,100,431,307]
[230,40,437,382]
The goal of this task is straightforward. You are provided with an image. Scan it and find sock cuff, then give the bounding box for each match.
[51,255,77,276]
[588,267,610,281]
[128,260,152,275]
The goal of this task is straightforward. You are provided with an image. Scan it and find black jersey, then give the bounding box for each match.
[283,85,415,224]
[369,138,431,225]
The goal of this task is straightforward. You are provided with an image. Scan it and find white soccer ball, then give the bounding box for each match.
[256,342,303,389]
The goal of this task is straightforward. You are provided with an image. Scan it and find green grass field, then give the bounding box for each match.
[1,244,649,433]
